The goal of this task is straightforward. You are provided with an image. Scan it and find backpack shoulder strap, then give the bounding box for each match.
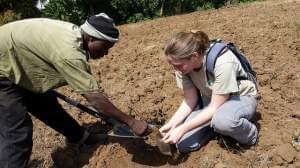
[206,42,227,76]
[227,43,257,87]
[227,43,256,77]
[206,41,258,89]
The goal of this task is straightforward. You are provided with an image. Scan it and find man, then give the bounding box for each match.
[0,13,148,167]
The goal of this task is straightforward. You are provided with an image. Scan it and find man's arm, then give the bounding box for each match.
[82,92,147,136]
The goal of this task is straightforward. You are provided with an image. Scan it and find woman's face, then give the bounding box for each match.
[87,39,114,59]
[166,53,203,75]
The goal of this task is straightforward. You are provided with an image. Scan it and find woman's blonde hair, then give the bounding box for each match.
[164,31,210,59]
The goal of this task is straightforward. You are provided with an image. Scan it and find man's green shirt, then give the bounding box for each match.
[0,18,99,93]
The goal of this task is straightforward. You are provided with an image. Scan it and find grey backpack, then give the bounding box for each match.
[206,39,257,88]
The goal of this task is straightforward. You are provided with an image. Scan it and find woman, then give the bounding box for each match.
[159,31,258,153]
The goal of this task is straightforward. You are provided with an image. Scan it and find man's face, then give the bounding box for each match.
[87,39,114,59]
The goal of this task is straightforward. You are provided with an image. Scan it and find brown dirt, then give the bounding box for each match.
[29,0,300,167]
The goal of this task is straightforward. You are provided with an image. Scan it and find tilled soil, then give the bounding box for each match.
[29,0,300,167]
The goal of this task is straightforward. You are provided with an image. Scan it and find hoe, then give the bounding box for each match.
[51,90,174,156]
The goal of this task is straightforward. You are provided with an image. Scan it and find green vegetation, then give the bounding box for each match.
[0,0,40,25]
[41,0,88,25]
[0,0,258,26]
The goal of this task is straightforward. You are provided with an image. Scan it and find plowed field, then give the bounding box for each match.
[29,0,300,167]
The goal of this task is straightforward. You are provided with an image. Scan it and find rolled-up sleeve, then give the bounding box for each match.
[212,62,239,95]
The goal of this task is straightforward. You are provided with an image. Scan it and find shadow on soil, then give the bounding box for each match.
[49,121,189,167]
[28,159,46,168]
[112,139,190,167]
[50,122,110,168]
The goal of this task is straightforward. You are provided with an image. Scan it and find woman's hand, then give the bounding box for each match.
[161,125,186,144]
[159,122,175,136]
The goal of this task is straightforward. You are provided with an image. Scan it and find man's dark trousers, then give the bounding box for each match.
[0,80,84,168]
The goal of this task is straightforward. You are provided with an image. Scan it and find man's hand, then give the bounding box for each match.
[83,92,148,136]
[129,119,148,136]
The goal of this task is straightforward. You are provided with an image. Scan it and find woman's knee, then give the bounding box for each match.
[176,127,214,153]
[211,114,241,134]
[176,140,201,153]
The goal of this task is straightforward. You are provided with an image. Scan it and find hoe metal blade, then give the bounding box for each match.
[51,90,147,140]
[156,133,173,156]
[108,124,147,140]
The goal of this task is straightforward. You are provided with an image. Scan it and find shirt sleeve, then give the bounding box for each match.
[175,71,194,89]
[54,58,99,93]
[212,62,239,95]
